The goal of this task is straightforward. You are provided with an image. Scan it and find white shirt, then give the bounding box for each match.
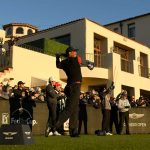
[118,98,131,112]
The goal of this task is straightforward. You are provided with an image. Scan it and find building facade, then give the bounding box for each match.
[105,12,150,47]
[1,18,150,100]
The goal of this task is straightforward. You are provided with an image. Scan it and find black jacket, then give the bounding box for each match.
[45,83,58,104]
[56,56,82,84]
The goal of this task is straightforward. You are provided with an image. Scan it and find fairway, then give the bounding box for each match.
[0,134,150,150]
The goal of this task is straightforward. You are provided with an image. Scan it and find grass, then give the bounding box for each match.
[0,134,150,150]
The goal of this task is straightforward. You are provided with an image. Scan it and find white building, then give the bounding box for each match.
[1,18,150,100]
[105,12,150,47]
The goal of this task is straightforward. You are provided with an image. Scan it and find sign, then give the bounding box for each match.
[2,113,9,124]
[128,108,150,134]
[0,124,34,145]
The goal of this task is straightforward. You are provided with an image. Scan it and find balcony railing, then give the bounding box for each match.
[85,53,102,67]
[121,58,133,73]
[18,44,43,53]
[138,65,150,78]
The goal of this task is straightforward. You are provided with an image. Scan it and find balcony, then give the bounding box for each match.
[138,65,150,78]
[59,53,109,81]
[121,58,133,73]
[85,53,103,68]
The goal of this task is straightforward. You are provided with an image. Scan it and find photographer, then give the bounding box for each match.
[118,90,131,135]
[10,81,27,124]
[21,87,38,131]
[91,89,101,109]
[100,82,115,136]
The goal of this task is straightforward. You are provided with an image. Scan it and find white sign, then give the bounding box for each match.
[2,113,9,124]
[64,119,69,131]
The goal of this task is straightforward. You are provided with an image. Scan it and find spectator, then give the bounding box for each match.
[130,96,137,108]
[45,77,61,137]
[10,81,27,124]
[54,82,66,135]
[21,87,38,131]
[78,91,88,135]
[0,82,3,96]
[110,97,119,134]
[100,81,115,136]
[137,96,146,107]
[118,90,131,135]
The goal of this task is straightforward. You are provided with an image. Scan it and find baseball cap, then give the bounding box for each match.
[18,81,25,85]
[66,46,78,56]
[55,82,61,87]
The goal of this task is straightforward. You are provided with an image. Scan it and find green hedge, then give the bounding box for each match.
[22,38,68,56]
[43,39,68,55]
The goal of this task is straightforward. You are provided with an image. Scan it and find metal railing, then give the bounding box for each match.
[121,58,133,73]
[138,65,150,78]
[85,53,102,67]
[18,44,43,53]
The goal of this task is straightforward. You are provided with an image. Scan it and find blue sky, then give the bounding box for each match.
[0,0,150,30]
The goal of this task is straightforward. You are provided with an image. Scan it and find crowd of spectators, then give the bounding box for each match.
[1,79,150,108]
[129,95,150,107]
[0,78,45,102]
[75,89,150,108]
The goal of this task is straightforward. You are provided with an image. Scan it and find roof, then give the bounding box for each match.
[14,17,150,49]
[104,12,150,26]
[3,23,38,31]
[16,18,85,40]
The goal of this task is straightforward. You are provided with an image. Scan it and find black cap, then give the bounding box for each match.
[18,81,25,85]
[66,46,78,56]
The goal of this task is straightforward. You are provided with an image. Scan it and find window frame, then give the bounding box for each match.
[16,27,24,34]
[128,23,135,39]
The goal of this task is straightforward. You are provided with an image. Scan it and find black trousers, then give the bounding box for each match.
[46,102,57,131]
[102,109,110,132]
[119,111,130,134]
[78,118,87,134]
[78,108,88,134]
[56,83,81,134]
[110,110,119,134]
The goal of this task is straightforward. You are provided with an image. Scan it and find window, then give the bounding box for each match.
[139,53,148,78]
[27,29,33,35]
[94,38,101,67]
[128,23,135,39]
[6,28,12,36]
[94,38,101,50]
[16,27,24,34]
[114,44,133,73]
[114,27,119,33]
[53,34,70,45]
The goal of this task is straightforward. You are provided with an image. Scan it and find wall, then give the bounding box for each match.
[0,99,150,135]
[11,46,63,87]
[105,15,150,47]
[16,19,86,53]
